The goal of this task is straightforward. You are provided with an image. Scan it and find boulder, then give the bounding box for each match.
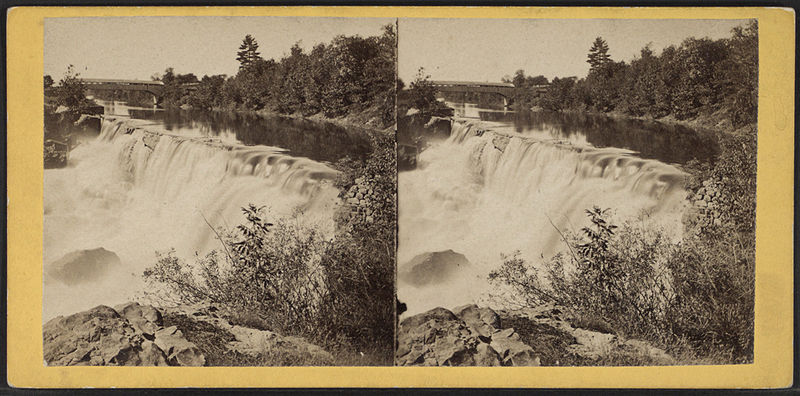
[154,326,206,367]
[489,328,540,366]
[397,307,478,366]
[454,304,501,338]
[474,342,502,366]
[114,302,163,336]
[397,306,549,366]
[399,250,471,287]
[46,247,121,285]
[43,305,168,366]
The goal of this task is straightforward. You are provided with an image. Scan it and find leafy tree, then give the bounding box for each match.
[407,67,438,113]
[55,65,93,111]
[44,75,54,89]
[236,34,262,70]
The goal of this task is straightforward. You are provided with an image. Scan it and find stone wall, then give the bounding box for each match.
[684,178,724,233]
[341,176,380,225]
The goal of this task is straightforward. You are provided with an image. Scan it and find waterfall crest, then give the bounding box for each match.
[44,117,340,320]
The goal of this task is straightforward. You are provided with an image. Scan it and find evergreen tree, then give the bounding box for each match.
[236,34,262,70]
[587,37,612,73]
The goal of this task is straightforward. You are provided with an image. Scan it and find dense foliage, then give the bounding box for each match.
[489,130,757,363]
[519,21,758,127]
[50,65,97,112]
[157,24,396,128]
[143,132,396,365]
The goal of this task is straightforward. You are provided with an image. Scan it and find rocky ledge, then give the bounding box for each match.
[396,304,675,367]
[44,302,333,366]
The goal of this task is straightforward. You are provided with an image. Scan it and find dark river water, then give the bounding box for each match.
[449,103,718,165]
[100,101,372,164]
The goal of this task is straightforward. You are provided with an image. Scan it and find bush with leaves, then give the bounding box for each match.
[143,204,330,337]
[143,132,396,364]
[490,202,754,363]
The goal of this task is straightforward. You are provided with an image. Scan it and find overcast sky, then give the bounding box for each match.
[45,16,394,81]
[398,18,751,83]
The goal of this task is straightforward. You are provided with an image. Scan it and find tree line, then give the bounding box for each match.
[507,21,758,127]
[158,25,396,128]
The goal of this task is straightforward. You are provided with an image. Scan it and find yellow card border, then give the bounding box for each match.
[7,6,795,388]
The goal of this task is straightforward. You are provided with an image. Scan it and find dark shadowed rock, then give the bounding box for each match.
[399,250,470,287]
[46,247,121,285]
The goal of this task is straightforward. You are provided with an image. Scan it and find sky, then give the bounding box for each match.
[44,16,394,81]
[398,18,751,83]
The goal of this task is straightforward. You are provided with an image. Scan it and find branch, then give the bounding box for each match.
[200,210,235,264]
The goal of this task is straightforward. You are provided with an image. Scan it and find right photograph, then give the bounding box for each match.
[396,18,758,367]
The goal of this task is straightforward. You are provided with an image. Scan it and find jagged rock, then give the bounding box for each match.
[397,306,532,367]
[474,342,502,366]
[46,247,120,285]
[114,302,162,336]
[454,304,500,338]
[154,326,206,367]
[399,250,471,287]
[43,305,165,366]
[489,328,540,366]
[397,307,474,366]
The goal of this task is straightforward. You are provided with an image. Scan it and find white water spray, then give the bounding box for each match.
[44,118,340,320]
[398,120,689,316]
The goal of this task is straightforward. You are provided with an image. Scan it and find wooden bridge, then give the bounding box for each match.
[80,78,197,105]
[429,80,548,109]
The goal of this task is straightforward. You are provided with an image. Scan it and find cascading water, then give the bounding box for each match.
[44,117,340,321]
[398,120,690,316]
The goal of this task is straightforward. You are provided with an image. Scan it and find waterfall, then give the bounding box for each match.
[398,120,689,315]
[44,117,340,320]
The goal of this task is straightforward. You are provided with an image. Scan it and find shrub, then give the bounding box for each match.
[143,205,330,337]
[489,205,754,363]
[143,131,396,365]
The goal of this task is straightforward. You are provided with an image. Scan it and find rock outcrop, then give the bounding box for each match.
[398,250,471,287]
[43,304,172,366]
[396,304,539,366]
[44,302,335,367]
[45,247,121,286]
[397,303,675,366]
[169,303,334,365]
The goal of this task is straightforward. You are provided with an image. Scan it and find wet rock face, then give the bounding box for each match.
[43,303,200,367]
[396,304,540,367]
[45,247,121,286]
[398,250,471,287]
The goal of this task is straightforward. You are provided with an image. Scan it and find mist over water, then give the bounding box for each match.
[44,117,341,321]
[398,118,691,316]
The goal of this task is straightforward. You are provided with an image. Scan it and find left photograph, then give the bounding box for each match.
[42,16,397,366]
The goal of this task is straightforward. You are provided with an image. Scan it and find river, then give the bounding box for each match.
[398,103,714,316]
[43,101,368,321]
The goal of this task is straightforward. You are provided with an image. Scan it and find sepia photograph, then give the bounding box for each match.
[396,18,758,367]
[42,16,397,366]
